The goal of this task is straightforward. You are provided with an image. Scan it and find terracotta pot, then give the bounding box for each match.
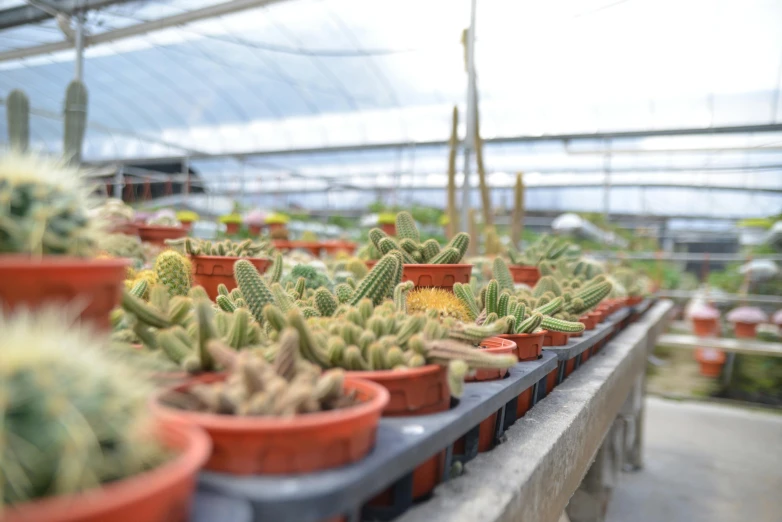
[3,422,210,522]
[273,240,322,256]
[692,317,719,337]
[109,222,139,237]
[355,365,449,502]
[364,260,378,269]
[152,374,388,475]
[468,337,517,382]
[247,223,263,236]
[178,220,194,233]
[380,223,396,236]
[0,256,127,331]
[733,321,758,339]
[321,241,357,256]
[626,296,643,306]
[268,222,287,233]
[588,311,602,327]
[453,411,498,455]
[224,222,240,235]
[516,387,534,418]
[190,255,272,300]
[498,330,545,361]
[581,348,590,363]
[695,348,726,377]
[508,265,540,286]
[579,314,597,331]
[271,240,292,251]
[402,264,473,292]
[138,225,187,247]
[543,330,570,347]
[565,357,577,377]
[545,365,559,394]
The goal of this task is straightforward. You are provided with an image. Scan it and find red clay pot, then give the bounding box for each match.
[0,256,127,331]
[579,314,597,331]
[380,223,396,236]
[247,223,263,236]
[178,220,194,233]
[272,240,322,256]
[321,241,357,256]
[224,222,241,235]
[468,337,517,382]
[498,330,545,361]
[733,321,758,339]
[626,296,643,306]
[3,422,209,522]
[588,311,601,328]
[508,265,540,286]
[516,387,534,418]
[545,365,559,394]
[153,374,388,475]
[138,225,187,247]
[565,357,577,377]
[190,255,272,300]
[543,330,570,347]
[109,222,139,237]
[354,365,449,502]
[695,348,726,377]
[402,264,473,292]
[453,410,497,455]
[364,260,378,269]
[692,317,719,337]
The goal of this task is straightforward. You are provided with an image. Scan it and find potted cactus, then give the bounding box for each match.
[175,209,199,231]
[695,347,727,377]
[727,306,768,339]
[1,307,210,522]
[688,303,721,337]
[507,236,579,287]
[219,212,243,235]
[138,209,187,247]
[153,333,389,475]
[0,153,128,330]
[366,211,472,292]
[244,209,266,236]
[266,212,290,240]
[166,237,276,299]
[377,212,397,236]
[92,198,137,236]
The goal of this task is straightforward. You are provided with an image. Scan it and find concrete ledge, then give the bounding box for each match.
[399,300,674,522]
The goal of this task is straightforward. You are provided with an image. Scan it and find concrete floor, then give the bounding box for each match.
[607,397,782,522]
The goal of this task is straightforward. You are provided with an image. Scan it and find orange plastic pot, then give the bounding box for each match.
[152,374,388,475]
[354,366,449,502]
[543,330,570,347]
[695,348,726,377]
[224,222,241,235]
[498,330,545,361]
[247,223,264,236]
[138,225,187,247]
[453,411,497,455]
[402,264,472,292]
[692,317,719,337]
[364,260,378,269]
[109,222,139,237]
[467,337,517,381]
[564,357,577,377]
[733,321,758,339]
[321,241,357,256]
[0,255,127,331]
[380,223,396,236]
[545,365,559,394]
[190,255,272,300]
[516,387,534,418]
[579,314,597,331]
[626,296,643,306]
[588,311,602,327]
[508,265,540,286]
[3,422,209,522]
[581,348,590,363]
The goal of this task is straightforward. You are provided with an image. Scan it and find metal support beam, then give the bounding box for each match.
[460,0,477,234]
[74,12,84,81]
[0,0,135,31]
[0,0,289,63]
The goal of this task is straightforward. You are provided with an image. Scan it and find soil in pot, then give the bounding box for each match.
[0,256,127,331]
[354,365,450,502]
[191,255,272,300]
[508,265,540,286]
[498,331,545,361]
[152,374,388,475]
[138,225,187,247]
[2,422,210,522]
[402,264,472,293]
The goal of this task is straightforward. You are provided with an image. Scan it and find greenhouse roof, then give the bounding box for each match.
[0,0,781,216]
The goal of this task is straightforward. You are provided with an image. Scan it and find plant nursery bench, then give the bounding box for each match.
[191,300,672,522]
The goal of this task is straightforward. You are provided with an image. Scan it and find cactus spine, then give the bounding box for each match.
[6,89,30,151]
[63,80,88,164]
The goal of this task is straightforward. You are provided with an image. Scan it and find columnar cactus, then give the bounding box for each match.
[511,172,524,248]
[446,106,459,237]
[167,237,275,258]
[154,250,192,297]
[6,89,30,151]
[63,80,88,164]
[366,212,470,264]
[234,259,275,323]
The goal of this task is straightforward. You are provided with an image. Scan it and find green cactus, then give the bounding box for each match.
[154,250,192,297]
[7,89,30,151]
[395,211,420,243]
[315,288,338,317]
[453,283,480,321]
[493,257,515,291]
[485,279,499,315]
[421,239,441,262]
[541,316,585,334]
[446,106,459,237]
[447,317,509,343]
[535,295,564,316]
[445,232,470,262]
[511,172,524,248]
[335,283,354,304]
[533,276,562,298]
[349,253,401,306]
[429,246,461,265]
[234,259,275,324]
[63,80,88,164]
[394,280,415,312]
[281,264,333,291]
[566,280,612,314]
[516,312,543,334]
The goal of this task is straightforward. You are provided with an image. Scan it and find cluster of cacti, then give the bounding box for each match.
[116,284,267,373]
[98,233,146,267]
[507,235,578,268]
[612,267,647,297]
[166,236,275,258]
[154,250,192,296]
[1,307,166,508]
[405,287,472,322]
[91,198,135,227]
[146,209,180,227]
[260,296,516,398]
[171,332,357,416]
[366,211,470,264]
[124,267,157,299]
[333,257,369,280]
[281,264,334,291]
[0,152,97,256]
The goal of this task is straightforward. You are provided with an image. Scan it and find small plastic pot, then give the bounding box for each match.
[109,222,139,237]
[695,348,726,377]
[508,265,540,286]
[190,255,272,300]
[380,223,396,236]
[692,317,719,337]
[498,330,545,361]
[179,220,194,232]
[138,225,187,247]
[224,222,241,235]
[516,387,535,418]
[579,314,597,331]
[354,365,449,502]
[0,255,127,331]
[588,311,602,327]
[321,241,357,256]
[2,422,210,522]
[545,365,560,394]
[247,223,264,236]
[733,321,758,339]
[152,374,388,475]
[543,330,570,347]
[402,264,473,292]
[468,337,517,382]
[626,296,643,306]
